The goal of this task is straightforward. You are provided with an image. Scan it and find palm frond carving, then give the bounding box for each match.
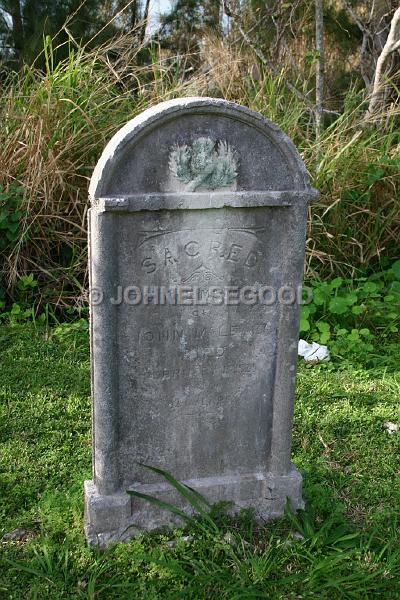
[169,137,238,191]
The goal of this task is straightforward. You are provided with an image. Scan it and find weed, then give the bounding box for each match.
[300,262,400,362]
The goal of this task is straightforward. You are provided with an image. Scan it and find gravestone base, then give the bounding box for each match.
[84,465,304,547]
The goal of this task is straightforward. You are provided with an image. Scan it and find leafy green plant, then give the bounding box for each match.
[52,318,89,341]
[0,184,25,252]
[0,274,47,326]
[16,274,38,303]
[0,302,35,324]
[300,261,400,358]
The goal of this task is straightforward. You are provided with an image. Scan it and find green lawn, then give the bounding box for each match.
[1,324,400,599]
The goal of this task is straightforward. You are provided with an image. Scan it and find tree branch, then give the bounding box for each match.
[340,0,373,88]
[223,0,315,112]
[367,6,400,117]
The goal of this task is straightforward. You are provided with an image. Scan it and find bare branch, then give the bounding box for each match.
[340,0,369,35]
[223,0,315,112]
[340,0,374,87]
[367,6,400,117]
[359,32,371,87]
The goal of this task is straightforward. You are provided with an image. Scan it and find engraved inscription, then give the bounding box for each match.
[137,228,265,283]
[137,322,271,346]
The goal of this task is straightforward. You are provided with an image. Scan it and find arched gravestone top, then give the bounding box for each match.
[89,97,318,209]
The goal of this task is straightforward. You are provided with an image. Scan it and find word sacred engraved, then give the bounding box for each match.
[140,232,264,277]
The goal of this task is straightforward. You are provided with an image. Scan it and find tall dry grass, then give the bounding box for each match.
[0,35,206,308]
[0,33,399,311]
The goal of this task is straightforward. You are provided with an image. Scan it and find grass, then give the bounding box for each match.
[0,34,399,311]
[1,324,400,598]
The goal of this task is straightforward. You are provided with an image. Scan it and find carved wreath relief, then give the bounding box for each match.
[169,137,238,192]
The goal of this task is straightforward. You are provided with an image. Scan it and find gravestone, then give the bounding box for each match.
[85,97,318,547]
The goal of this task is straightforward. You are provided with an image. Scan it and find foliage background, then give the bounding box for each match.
[0,1,399,313]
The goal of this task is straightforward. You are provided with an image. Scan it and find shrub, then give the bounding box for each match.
[0,35,399,313]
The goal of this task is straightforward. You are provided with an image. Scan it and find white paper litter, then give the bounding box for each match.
[383,421,399,435]
[298,339,330,363]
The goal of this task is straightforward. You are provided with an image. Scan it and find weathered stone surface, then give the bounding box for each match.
[2,528,28,542]
[85,97,318,547]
